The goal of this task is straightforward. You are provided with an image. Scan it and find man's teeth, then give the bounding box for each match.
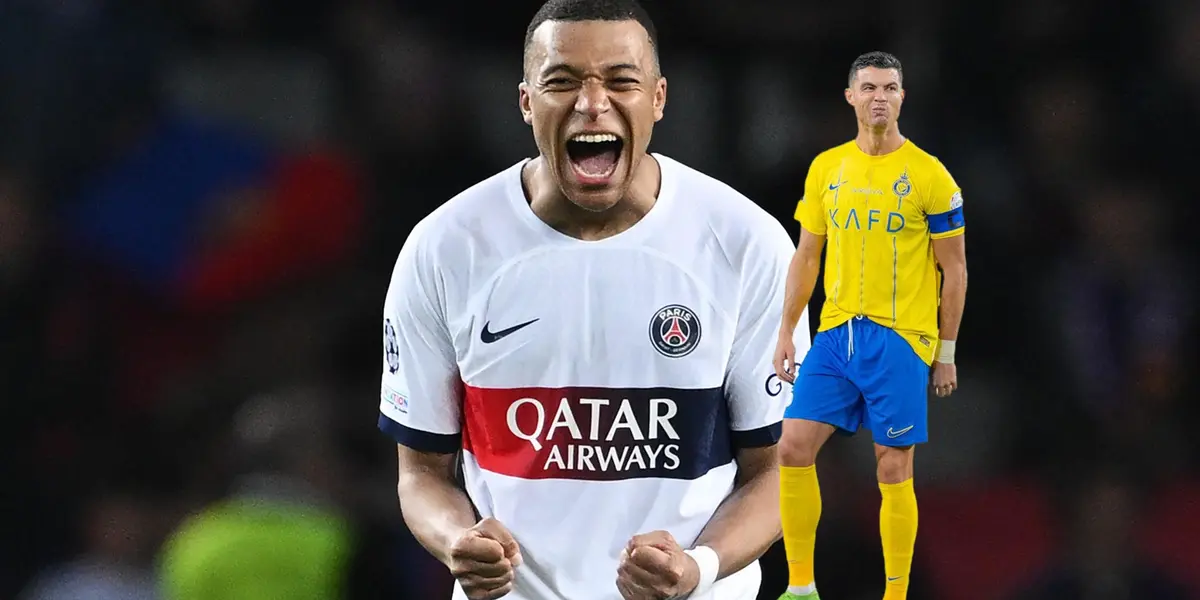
[571,133,619,143]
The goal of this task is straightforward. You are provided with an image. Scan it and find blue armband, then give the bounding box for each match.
[927,206,964,234]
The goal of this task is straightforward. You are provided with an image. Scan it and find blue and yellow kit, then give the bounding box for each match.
[786,139,965,445]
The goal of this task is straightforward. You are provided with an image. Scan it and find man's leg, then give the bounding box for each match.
[779,419,836,596]
[875,444,918,600]
[779,327,862,599]
[854,321,930,600]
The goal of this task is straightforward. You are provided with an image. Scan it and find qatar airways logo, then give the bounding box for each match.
[462,386,731,481]
[506,396,682,472]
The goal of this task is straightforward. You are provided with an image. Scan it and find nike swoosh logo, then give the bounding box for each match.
[886,425,914,439]
[828,183,841,190]
[480,319,539,343]
[887,576,904,582]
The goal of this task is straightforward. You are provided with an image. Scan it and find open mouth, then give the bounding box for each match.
[565,133,623,184]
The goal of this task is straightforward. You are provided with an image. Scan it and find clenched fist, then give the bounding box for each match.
[931,361,957,397]
[448,518,523,600]
[616,531,700,600]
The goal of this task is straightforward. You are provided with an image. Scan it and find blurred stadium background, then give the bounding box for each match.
[1,0,1197,599]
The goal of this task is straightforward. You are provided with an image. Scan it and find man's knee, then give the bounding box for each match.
[780,419,836,467]
[874,444,915,484]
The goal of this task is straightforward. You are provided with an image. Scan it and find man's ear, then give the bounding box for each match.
[519,81,534,125]
[653,77,667,122]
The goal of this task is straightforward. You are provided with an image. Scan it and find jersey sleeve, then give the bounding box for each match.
[723,219,795,448]
[378,226,463,454]
[793,158,827,235]
[924,159,965,239]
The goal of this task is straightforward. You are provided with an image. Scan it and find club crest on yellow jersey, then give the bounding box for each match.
[892,171,912,198]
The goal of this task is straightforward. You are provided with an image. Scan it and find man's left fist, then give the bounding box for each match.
[616,531,700,600]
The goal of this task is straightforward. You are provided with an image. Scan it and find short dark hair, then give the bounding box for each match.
[523,0,659,75]
[849,51,903,86]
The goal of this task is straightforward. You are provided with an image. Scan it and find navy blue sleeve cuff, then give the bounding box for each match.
[378,414,461,454]
[731,421,782,448]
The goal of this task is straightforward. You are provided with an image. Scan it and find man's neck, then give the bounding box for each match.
[855,126,905,156]
[523,155,661,241]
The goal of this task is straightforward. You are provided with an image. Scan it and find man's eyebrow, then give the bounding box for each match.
[539,62,575,77]
[539,63,643,78]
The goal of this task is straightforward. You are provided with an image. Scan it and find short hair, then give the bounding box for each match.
[849,51,903,86]
[523,0,659,75]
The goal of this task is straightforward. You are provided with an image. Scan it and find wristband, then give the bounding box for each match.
[683,545,720,597]
[936,339,956,364]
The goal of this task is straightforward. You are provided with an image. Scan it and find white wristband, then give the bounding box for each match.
[683,545,720,597]
[936,339,956,364]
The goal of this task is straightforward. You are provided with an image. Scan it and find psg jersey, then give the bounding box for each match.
[379,154,809,600]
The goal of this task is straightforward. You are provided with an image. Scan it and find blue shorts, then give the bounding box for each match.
[784,317,930,446]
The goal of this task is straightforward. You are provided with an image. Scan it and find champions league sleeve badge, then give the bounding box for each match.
[384,318,400,374]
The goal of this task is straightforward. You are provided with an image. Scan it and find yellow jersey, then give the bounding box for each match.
[794,139,964,364]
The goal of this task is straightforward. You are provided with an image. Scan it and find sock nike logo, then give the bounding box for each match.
[887,576,904,582]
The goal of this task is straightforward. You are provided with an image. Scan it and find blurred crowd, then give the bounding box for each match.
[0,0,1196,599]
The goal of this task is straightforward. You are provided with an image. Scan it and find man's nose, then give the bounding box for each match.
[574,81,611,118]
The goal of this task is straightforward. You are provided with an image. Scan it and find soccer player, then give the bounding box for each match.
[377,1,807,599]
[772,51,968,600]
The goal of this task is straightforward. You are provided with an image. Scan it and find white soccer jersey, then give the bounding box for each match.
[379,154,810,600]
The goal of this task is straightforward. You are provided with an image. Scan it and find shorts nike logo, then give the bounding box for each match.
[480,319,539,343]
[886,425,914,439]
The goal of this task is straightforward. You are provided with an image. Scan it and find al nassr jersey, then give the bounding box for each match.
[794,139,964,364]
[379,154,807,600]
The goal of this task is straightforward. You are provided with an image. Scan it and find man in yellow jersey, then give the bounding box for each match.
[772,51,968,600]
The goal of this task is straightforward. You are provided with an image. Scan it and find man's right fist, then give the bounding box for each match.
[448,518,523,600]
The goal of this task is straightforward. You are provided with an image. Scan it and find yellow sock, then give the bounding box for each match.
[879,478,918,600]
[780,464,821,589]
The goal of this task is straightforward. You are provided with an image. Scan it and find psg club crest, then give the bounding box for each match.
[649,304,701,358]
[384,318,400,374]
